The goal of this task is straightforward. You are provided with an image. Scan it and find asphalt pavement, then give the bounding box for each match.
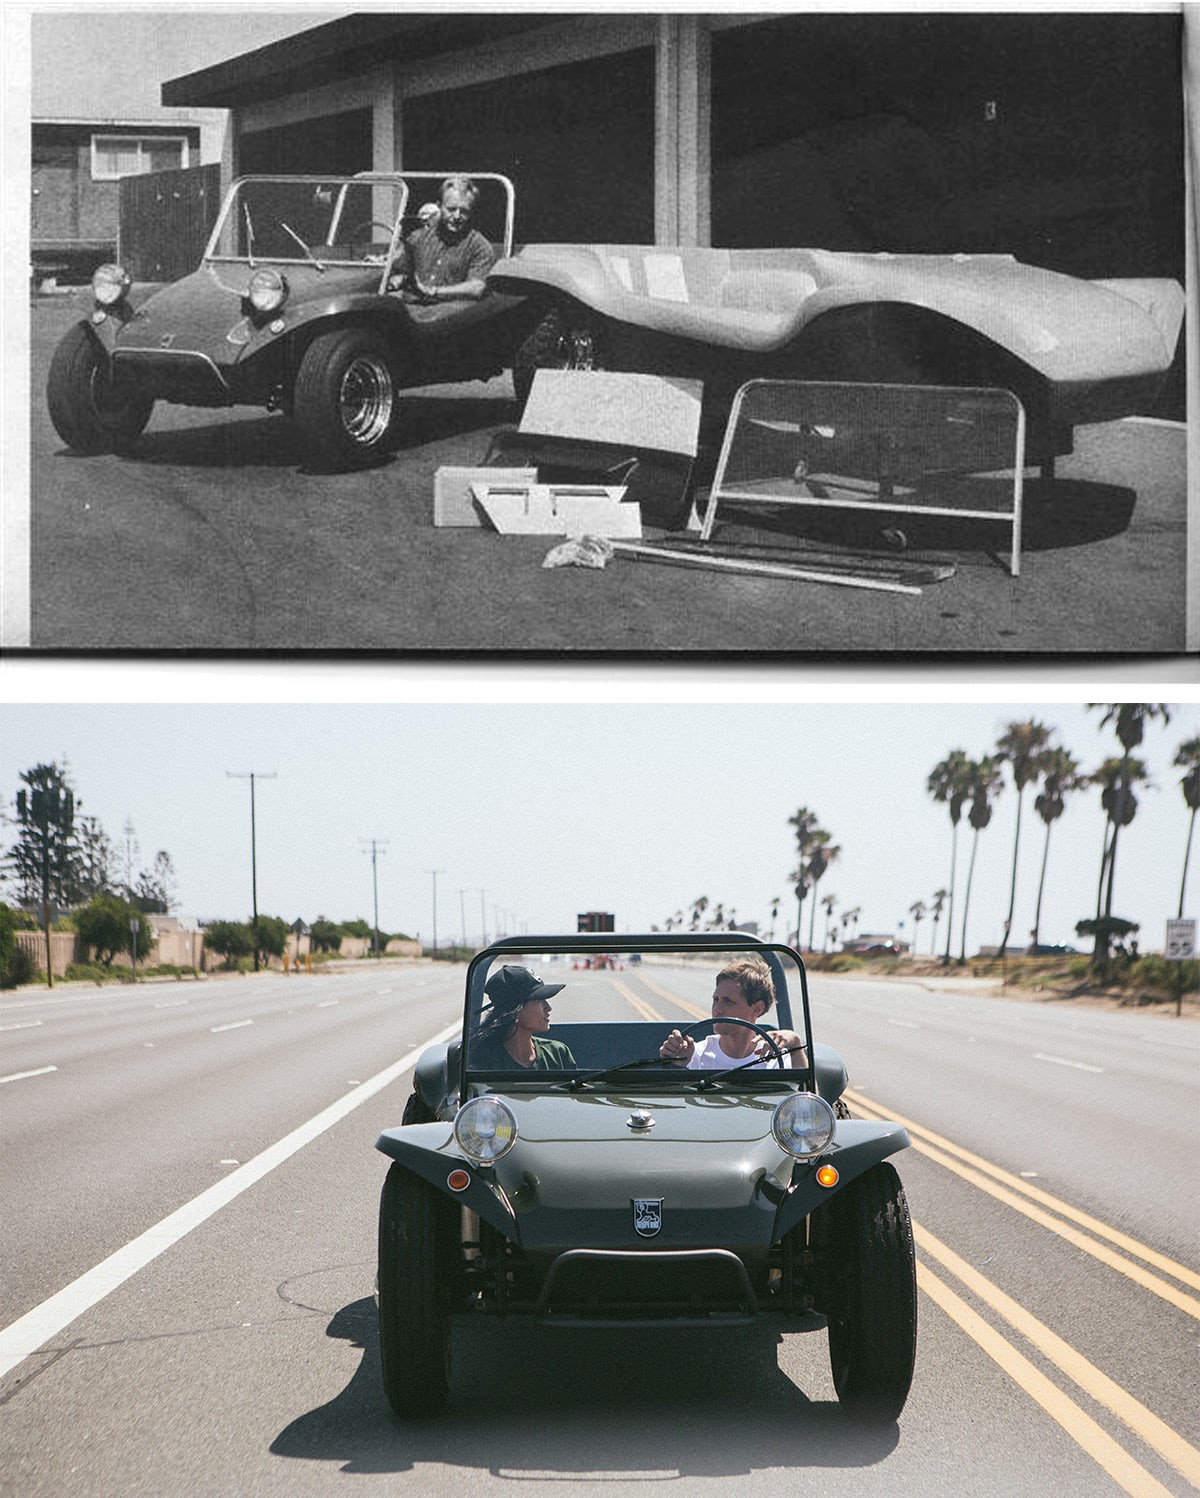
[23,292,1193,655]
[2,964,1197,1497]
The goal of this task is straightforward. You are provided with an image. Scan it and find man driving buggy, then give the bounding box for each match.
[387,175,495,304]
[659,958,806,1069]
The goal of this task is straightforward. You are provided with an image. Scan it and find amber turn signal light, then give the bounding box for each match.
[447,1169,471,1192]
[816,1164,840,1188]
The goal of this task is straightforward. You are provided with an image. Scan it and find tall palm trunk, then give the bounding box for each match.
[999,787,1024,959]
[942,824,959,966]
[808,876,822,951]
[1031,819,1054,951]
[959,828,981,965]
[1179,805,1197,918]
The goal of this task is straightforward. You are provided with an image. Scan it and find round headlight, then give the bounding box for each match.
[92,263,131,307]
[248,267,287,314]
[772,1092,837,1160]
[453,1096,517,1165]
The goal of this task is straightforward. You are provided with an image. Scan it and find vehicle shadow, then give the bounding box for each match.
[270,1297,900,1479]
[391,392,515,450]
[705,477,1137,563]
[106,415,301,470]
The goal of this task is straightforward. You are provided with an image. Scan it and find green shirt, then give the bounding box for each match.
[470,1034,576,1071]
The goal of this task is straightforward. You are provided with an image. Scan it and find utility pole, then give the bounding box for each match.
[426,869,445,958]
[361,839,389,958]
[227,771,276,971]
[477,888,487,946]
[458,887,468,952]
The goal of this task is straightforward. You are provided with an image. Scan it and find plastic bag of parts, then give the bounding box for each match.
[541,535,615,570]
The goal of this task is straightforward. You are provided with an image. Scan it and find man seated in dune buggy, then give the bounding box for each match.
[387,175,496,305]
[659,958,806,1069]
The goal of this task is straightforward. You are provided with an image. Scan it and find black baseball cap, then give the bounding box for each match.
[482,964,565,1015]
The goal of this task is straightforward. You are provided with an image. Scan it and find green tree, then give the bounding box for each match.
[929,888,948,961]
[1030,747,1087,951]
[203,919,253,968]
[788,807,823,950]
[690,895,709,932]
[768,896,781,943]
[958,756,1004,963]
[927,750,973,965]
[5,762,81,908]
[253,915,290,966]
[75,892,154,967]
[132,850,177,914]
[995,719,1053,959]
[75,814,115,901]
[309,916,343,953]
[1087,754,1153,973]
[820,892,838,952]
[1174,735,1200,918]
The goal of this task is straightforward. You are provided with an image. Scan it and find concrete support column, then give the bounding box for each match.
[372,63,403,171]
[655,15,711,247]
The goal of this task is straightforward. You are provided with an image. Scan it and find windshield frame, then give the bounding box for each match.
[458,933,814,1097]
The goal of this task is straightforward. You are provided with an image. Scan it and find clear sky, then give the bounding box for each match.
[2,698,1196,956]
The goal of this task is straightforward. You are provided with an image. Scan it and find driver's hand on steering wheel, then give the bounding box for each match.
[659,1029,695,1064]
[759,1029,805,1066]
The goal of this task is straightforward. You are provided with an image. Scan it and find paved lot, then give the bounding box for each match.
[26,293,1190,654]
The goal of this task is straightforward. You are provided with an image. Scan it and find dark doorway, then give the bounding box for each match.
[238,108,373,177]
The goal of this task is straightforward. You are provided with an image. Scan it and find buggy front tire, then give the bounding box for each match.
[818,1161,917,1423]
[46,323,154,455]
[377,1163,451,1418]
[292,328,396,471]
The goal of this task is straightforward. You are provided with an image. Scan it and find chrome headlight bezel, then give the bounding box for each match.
[247,267,288,314]
[771,1091,837,1160]
[92,263,131,307]
[453,1095,517,1165]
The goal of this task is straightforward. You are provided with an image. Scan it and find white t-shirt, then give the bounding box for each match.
[686,1033,784,1070]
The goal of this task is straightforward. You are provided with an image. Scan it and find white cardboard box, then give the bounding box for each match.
[471,483,642,537]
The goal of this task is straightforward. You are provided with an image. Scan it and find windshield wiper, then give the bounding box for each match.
[556,1056,670,1092]
[280,222,325,271]
[242,203,257,269]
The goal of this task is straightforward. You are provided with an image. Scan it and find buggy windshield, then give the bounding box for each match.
[461,936,812,1092]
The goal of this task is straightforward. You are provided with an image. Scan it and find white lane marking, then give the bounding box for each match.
[153,1001,189,1010]
[317,1000,339,1009]
[210,1020,253,1033]
[889,1018,920,1030]
[1034,1052,1105,1074]
[0,1020,43,1032]
[0,1016,461,1380]
[0,1065,58,1085]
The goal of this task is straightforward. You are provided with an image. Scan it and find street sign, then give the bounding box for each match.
[1164,918,1196,961]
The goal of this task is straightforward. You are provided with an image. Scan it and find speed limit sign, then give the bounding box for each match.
[1164,918,1197,961]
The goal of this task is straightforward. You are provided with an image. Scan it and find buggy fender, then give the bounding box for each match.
[375,1123,518,1238]
[489,247,612,311]
[774,1119,910,1238]
[237,291,416,363]
[413,1040,460,1115]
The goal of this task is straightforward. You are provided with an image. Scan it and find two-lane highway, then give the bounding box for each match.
[1,961,1196,1497]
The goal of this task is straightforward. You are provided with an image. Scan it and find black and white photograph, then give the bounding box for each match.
[3,6,1194,657]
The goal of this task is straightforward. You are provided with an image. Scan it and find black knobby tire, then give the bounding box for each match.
[512,307,606,411]
[401,1091,436,1125]
[46,322,154,455]
[377,1163,452,1417]
[819,1161,916,1423]
[291,326,397,471]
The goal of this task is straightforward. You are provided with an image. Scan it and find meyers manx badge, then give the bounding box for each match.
[633,1198,663,1237]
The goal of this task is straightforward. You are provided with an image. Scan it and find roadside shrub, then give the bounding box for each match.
[826,954,865,973]
[1,943,38,989]
[1128,954,1198,996]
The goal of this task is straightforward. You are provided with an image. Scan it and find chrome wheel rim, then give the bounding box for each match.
[339,354,393,445]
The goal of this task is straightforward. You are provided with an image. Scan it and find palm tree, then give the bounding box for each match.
[1030,747,1087,951]
[840,906,862,947]
[928,750,974,965]
[1086,754,1152,970]
[690,895,709,932]
[1088,702,1170,970]
[1174,736,1200,918]
[788,806,822,952]
[908,900,927,959]
[707,902,726,930]
[995,719,1053,958]
[929,888,948,959]
[959,755,1004,963]
[769,896,781,942]
[821,892,838,952]
[805,832,840,951]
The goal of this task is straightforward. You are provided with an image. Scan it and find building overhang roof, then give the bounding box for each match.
[161,13,569,109]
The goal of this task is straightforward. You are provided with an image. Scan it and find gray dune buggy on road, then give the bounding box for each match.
[45,172,525,471]
[376,933,917,1424]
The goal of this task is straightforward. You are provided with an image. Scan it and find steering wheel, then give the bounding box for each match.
[675,1016,786,1068]
[344,219,395,252]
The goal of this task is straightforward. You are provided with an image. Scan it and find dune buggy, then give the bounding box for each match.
[46,172,525,471]
[376,932,917,1424]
